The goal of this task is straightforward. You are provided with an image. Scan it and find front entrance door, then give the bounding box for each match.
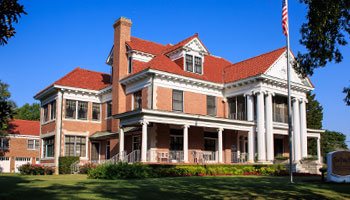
[91,142,100,162]
[274,138,284,156]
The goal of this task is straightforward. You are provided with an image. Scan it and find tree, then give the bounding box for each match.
[321,130,348,155]
[0,0,26,45]
[0,80,16,135]
[296,0,350,105]
[306,92,323,155]
[343,86,350,106]
[306,92,323,130]
[15,103,40,120]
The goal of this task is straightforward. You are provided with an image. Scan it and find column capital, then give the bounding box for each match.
[265,91,275,97]
[252,90,266,95]
[299,98,308,104]
[183,124,190,129]
[217,127,224,132]
[139,120,149,126]
[292,97,299,103]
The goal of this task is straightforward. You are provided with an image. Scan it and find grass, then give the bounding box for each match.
[0,174,349,200]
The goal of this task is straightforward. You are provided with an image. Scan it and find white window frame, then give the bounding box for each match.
[27,139,40,150]
[64,135,87,158]
[91,103,102,121]
[172,90,184,112]
[184,54,203,75]
[0,137,9,150]
[65,99,88,120]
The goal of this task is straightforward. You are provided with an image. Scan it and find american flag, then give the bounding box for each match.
[282,0,288,36]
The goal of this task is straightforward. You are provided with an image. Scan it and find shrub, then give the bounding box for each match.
[88,163,287,179]
[18,164,54,175]
[301,156,318,161]
[79,163,97,174]
[88,162,151,179]
[59,156,79,174]
[274,155,289,160]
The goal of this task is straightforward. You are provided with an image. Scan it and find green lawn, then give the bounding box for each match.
[0,174,349,200]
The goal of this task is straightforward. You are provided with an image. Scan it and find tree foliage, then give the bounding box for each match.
[0,80,16,135]
[15,103,40,121]
[343,86,350,106]
[296,0,350,105]
[0,0,26,45]
[321,130,348,154]
[306,92,323,129]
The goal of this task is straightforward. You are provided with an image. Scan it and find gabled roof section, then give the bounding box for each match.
[35,68,111,99]
[126,37,167,55]
[54,67,111,90]
[9,119,40,136]
[163,33,209,55]
[224,47,286,83]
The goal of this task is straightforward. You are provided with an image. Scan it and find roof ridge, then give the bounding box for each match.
[225,47,286,71]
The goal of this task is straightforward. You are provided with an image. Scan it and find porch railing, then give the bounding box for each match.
[169,151,184,163]
[231,152,249,163]
[125,150,141,163]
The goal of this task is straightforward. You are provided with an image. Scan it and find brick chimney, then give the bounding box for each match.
[111,17,132,132]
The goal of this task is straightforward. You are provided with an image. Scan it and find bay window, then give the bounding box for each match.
[65,135,86,157]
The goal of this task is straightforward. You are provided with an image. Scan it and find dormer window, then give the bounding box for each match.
[185,54,202,74]
[185,54,193,72]
[194,56,202,74]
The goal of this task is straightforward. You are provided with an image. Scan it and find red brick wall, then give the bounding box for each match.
[142,87,148,109]
[184,91,206,115]
[41,121,56,134]
[2,136,40,172]
[156,86,172,111]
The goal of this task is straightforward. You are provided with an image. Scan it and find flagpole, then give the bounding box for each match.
[285,0,294,184]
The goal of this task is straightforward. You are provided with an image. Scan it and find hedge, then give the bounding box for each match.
[18,164,54,175]
[59,156,79,174]
[88,163,287,179]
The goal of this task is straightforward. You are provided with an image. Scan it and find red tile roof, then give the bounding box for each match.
[126,37,167,55]
[224,47,286,83]
[129,54,231,83]
[163,33,204,54]
[54,67,111,90]
[9,119,40,136]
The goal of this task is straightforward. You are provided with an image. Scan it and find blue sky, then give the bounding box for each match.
[1,0,349,146]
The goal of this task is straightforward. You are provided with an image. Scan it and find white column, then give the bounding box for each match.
[54,90,63,175]
[218,128,223,163]
[317,136,322,163]
[292,98,301,162]
[119,127,124,160]
[141,120,148,162]
[265,92,274,162]
[256,91,266,162]
[246,94,254,121]
[299,99,308,158]
[248,127,254,163]
[183,125,189,163]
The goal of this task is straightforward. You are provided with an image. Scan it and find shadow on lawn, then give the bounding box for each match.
[0,175,349,200]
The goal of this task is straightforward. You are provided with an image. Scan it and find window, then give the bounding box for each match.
[132,135,141,151]
[0,138,9,150]
[50,101,56,120]
[65,100,76,119]
[43,104,49,122]
[172,90,183,112]
[170,129,183,151]
[133,91,142,110]
[43,137,54,157]
[128,56,132,74]
[228,95,246,120]
[185,54,193,72]
[273,95,288,123]
[207,96,216,116]
[107,101,112,118]
[28,139,39,150]
[194,56,202,74]
[65,136,86,157]
[92,103,101,121]
[78,101,88,120]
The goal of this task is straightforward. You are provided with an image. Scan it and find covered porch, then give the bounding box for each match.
[115,109,255,164]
